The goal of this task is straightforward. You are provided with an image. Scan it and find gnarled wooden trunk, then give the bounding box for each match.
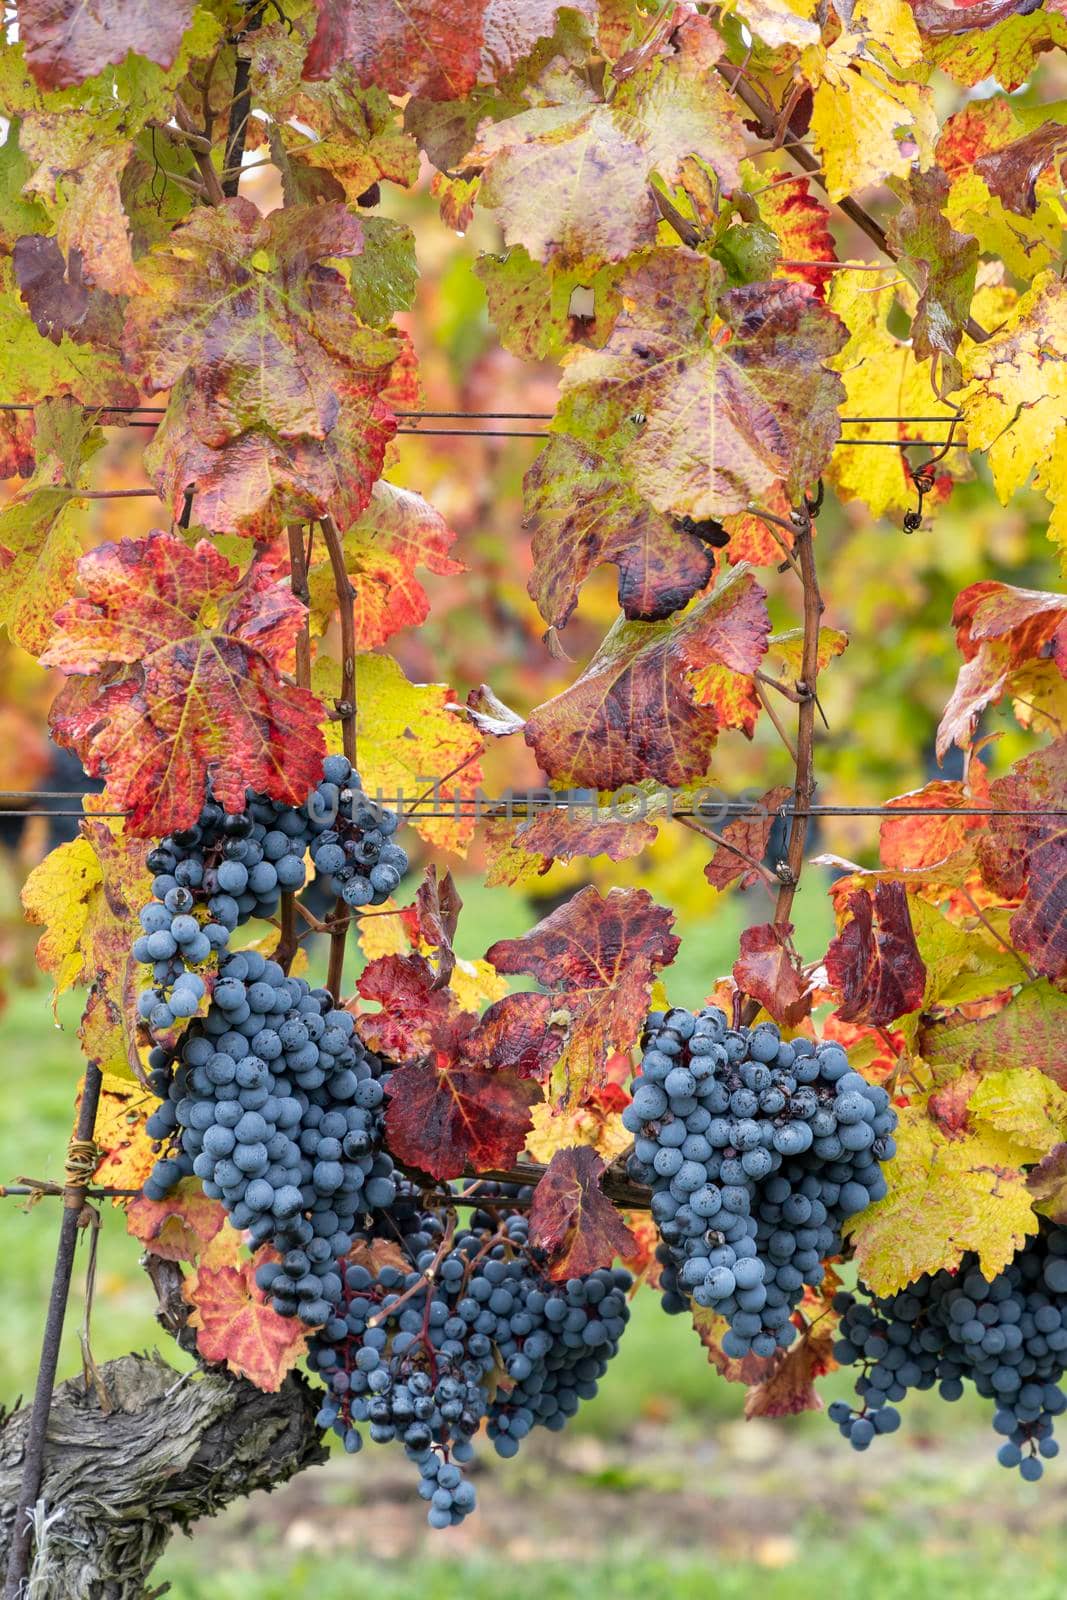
[0,1353,326,1599]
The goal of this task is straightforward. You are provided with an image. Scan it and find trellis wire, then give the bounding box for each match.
[1,792,1063,821]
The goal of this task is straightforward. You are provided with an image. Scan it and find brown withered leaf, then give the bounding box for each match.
[528,1146,636,1279]
[977,741,1067,979]
[1027,1143,1067,1223]
[523,433,715,628]
[705,785,791,891]
[525,568,770,789]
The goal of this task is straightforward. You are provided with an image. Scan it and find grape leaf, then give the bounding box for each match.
[921,981,1067,1091]
[523,433,715,628]
[483,803,658,887]
[0,396,104,651]
[806,16,936,202]
[485,885,679,1106]
[936,582,1067,758]
[826,270,963,517]
[559,251,846,519]
[879,775,992,874]
[475,248,624,362]
[126,1179,229,1265]
[317,652,485,854]
[888,167,978,396]
[184,1260,309,1391]
[960,272,1067,559]
[382,1015,539,1181]
[744,1314,838,1420]
[928,7,1067,92]
[126,199,401,537]
[461,992,567,1082]
[468,16,745,265]
[975,742,1067,980]
[691,1304,774,1385]
[525,568,770,789]
[848,1103,1039,1295]
[528,1146,636,1279]
[13,235,124,345]
[44,531,326,835]
[18,110,139,294]
[356,953,460,1062]
[824,882,926,1026]
[733,921,812,1027]
[969,1068,1067,1163]
[304,0,486,97]
[21,816,150,1081]
[0,257,138,427]
[83,1073,157,1195]
[1027,1144,1067,1224]
[749,170,836,300]
[18,0,195,88]
[308,481,461,649]
[704,785,792,891]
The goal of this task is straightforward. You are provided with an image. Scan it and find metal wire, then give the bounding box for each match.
[0,402,963,423]
[1,793,1064,821]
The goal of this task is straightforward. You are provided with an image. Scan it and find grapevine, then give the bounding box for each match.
[0,0,1065,1589]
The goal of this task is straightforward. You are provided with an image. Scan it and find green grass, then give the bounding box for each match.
[160,1536,1067,1600]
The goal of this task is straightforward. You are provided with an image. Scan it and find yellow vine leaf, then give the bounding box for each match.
[806,38,935,202]
[825,271,954,516]
[960,270,1067,562]
[315,652,483,855]
[848,1103,1039,1295]
[969,1069,1067,1165]
[20,834,99,1002]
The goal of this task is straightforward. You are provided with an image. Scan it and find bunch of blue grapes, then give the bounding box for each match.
[133,755,406,1035]
[624,1007,897,1359]
[829,1225,1067,1479]
[143,951,398,1324]
[307,1189,631,1528]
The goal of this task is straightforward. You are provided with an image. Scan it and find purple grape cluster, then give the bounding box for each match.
[625,1006,897,1358]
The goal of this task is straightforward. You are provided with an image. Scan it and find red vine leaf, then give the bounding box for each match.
[184,1260,309,1391]
[309,480,462,648]
[462,992,567,1082]
[744,1319,837,1418]
[824,882,927,1026]
[43,531,326,835]
[304,0,486,98]
[704,785,792,891]
[485,886,679,1106]
[936,581,1067,758]
[879,774,992,873]
[976,741,1067,979]
[528,1146,636,1279]
[691,1305,774,1385]
[18,0,195,88]
[525,569,770,789]
[484,804,658,887]
[733,921,812,1027]
[355,953,460,1062]
[383,1020,539,1180]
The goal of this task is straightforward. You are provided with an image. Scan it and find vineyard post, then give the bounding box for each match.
[3,1064,103,1600]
